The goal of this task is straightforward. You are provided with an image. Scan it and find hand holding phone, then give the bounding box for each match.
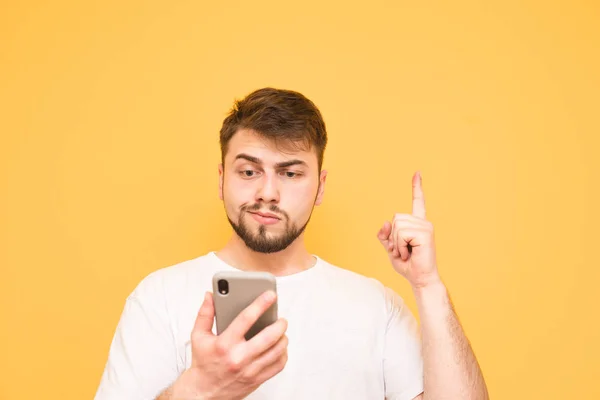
[165,282,288,400]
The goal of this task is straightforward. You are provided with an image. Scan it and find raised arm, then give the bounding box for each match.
[377,172,489,400]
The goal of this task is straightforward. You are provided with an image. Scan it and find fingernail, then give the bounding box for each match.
[264,290,276,301]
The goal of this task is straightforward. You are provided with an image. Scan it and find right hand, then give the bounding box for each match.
[174,290,288,400]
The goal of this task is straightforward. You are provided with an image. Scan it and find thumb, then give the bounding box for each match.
[377,221,392,250]
[193,292,215,335]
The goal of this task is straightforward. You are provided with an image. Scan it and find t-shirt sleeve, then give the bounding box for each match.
[382,286,424,400]
[94,276,180,400]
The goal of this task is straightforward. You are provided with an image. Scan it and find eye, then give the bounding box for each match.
[281,171,301,178]
[240,169,259,178]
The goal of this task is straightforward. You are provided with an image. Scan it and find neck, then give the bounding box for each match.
[216,233,316,277]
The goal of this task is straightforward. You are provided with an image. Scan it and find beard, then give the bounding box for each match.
[227,202,311,254]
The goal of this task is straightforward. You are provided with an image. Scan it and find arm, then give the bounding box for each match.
[156,369,204,400]
[378,171,489,400]
[94,277,181,400]
[414,280,488,400]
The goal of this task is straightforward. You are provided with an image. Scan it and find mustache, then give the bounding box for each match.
[241,203,289,219]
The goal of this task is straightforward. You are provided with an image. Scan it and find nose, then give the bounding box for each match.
[255,173,280,204]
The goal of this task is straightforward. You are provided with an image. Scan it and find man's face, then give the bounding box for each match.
[219,129,327,253]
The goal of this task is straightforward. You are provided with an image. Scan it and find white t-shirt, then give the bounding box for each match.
[95,252,424,400]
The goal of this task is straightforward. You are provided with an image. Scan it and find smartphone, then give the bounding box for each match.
[212,271,278,341]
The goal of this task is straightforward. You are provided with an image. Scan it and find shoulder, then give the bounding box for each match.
[313,257,415,331]
[315,256,399,308]
[315,257,413,319]
[129,252,217,302]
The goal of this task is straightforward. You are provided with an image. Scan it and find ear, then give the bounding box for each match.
[315,169,327,206]
[218,164,224,200]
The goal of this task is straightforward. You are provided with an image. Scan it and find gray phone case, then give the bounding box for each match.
[212,271,278,341]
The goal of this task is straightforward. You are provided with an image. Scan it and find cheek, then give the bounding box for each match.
[223,178,253,204]
[222,186,243,218]
[283,183,318,218]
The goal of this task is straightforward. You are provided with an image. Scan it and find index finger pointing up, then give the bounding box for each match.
[412,171,426,218]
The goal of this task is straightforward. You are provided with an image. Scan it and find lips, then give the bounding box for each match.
[248,211,281,225]
[248,211,280,220]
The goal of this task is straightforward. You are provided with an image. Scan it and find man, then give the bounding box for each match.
[95,88,489,400]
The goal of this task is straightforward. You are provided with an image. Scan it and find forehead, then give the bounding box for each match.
[225,129,318,166]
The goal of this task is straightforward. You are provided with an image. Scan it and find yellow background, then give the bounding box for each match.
[1,0,598,398]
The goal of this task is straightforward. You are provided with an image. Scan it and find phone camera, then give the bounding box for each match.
[217,279,229,295]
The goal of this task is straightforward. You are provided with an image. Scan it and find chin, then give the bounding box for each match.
[256,229,283,239]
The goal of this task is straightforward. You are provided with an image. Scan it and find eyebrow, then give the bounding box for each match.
[234,153,308,168]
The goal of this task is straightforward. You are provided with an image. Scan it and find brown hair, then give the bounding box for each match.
[219,87,328,171]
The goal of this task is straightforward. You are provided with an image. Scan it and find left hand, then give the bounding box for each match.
[377,171,441,289]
